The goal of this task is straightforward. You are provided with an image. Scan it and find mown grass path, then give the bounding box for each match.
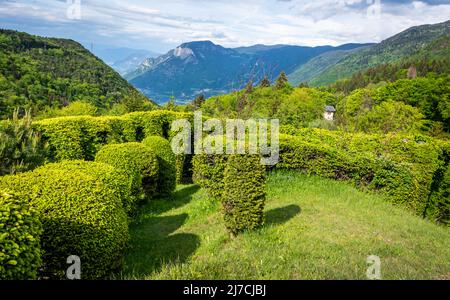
[120,171,450,279]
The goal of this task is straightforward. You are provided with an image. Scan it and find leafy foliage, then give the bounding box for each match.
[142,136,177,197]
[32,110,192,162]
[0,191,42,280]
[95,142,159,213]
[0,160,130,279]
[0,29,154,119]
[222,155,266,235]
[193,154,228,199]
[0,109,47,176]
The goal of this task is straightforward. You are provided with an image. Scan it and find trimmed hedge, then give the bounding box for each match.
[0,191,42,280]
[192,131,444,219]
[142,136,176,197]
[33,110,193,162]
[193,154,228,199]
[95,142,159,212]
[428,164,450,225]
[222,155,266,235]
[0,161,130,279]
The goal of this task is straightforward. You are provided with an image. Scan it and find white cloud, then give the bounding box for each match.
[0,0,449,52]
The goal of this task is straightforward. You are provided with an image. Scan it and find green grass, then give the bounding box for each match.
[118,171,450,280]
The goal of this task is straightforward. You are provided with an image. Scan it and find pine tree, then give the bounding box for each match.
[298,82,309,88]
[192,94,205,110]
[259,75,271,88]
[275,71,288,89]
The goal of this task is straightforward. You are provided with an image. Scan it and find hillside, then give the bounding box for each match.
[126,41,368,104]
[287,46,370,86]
[0,29,154,119]
[305,20,450,86]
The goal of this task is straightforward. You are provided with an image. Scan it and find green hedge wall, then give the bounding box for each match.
[0,191,42,280]
[142,136,176,197]
[222,155,266,235]
[95,142,159,213]
[428,163,450,225]
[0,161,130,279]
[33,110,193,162]
[192,131,445,221]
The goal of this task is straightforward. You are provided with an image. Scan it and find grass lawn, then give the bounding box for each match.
[119,171,450,280]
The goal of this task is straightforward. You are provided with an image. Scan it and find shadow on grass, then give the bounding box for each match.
[265,205,301,226]
[125,212,200,277]
[148,185,200,215]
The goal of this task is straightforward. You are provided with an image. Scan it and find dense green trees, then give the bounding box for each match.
[0,29,155,120]
[0,110,47,176]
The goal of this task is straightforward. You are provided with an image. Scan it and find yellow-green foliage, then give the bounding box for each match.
[192,129,446,222]
[276,129,444,218]
[142,136,176,197]
[95,142,159,213]
[33,110,193,161]
[193,154,228,199]
[0,191,42,279]
[0,161,130,279]
[222,155,266,235]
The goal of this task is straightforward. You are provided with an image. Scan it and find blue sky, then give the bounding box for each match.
[0,0,449,53]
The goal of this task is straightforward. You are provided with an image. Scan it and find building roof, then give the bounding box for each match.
[325,106,336,112]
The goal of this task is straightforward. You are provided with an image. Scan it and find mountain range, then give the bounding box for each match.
[124,20,450,104]
[125,42,370,103]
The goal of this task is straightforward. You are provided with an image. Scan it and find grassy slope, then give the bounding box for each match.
[120,171,450,280]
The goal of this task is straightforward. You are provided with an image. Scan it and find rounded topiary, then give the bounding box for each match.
[95,142,159,211]
[142,136,176,197]
[0,161,130,279]
[222,154,266,235]
[0,191,42,280]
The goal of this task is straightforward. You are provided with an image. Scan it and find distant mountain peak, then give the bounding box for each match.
[179,40,216,48]
[173,46,195,59]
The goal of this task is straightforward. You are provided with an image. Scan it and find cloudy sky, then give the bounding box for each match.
[0,0,449,53]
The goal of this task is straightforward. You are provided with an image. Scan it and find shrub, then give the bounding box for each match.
[0,161,130,279]
[32,110,194,163]
[95,142,159,211]
[193,154,228,199]
[0,109,47,176]
[0,191,42,280]
[427,164,450,225]
[278,132,446,216]
[142,136,176,197]
[59,101,98,116]
[222,155,266,235]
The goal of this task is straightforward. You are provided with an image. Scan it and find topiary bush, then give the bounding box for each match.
[0,190,42,280]
[193,154,228,199]
[222,155,266,236]
[95,142,159,212]
[142,136,176,197]
[0,161,130,279]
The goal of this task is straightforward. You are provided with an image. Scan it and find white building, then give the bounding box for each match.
[324,106,336,121]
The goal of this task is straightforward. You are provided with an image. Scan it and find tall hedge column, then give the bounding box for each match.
[222,155,266,236]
